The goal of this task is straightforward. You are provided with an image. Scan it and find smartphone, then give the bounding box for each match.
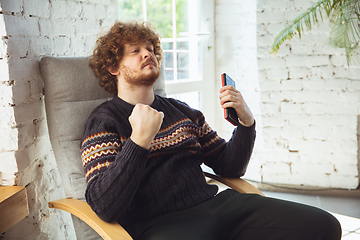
[221,73,239,126]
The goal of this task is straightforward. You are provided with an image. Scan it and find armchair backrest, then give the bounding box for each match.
[40,57,166,200]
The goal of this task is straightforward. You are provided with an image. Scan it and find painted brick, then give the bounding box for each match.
[291,44,315,55]
[75,18,100,36]
[281,125,304,139]
[38,19,53,37]
[311,115,357,127]
[280,79,303,91]
[302,78,325,90]
[331,55,348,67]
[346,67,360,80]
[261,114,288,128]
[349,80,360,91]
[303,125,331,141]
[260,102,280,115]
[53,36,71,55]
[262,162,291,175]
[66,1,82,19]
[328,103,358,115]
[52,19,75,37]
[29,36,52,56]
[331,152,359,165]
[268,91,293,103]
[288,67,311,79]
[317,66,335,79]
[280,102,305,114]
[258,57,287,69]
[324,79,348,91]
[257,10,286,24]
[0,60,10,82]
[84,35,97,54]
[0,81,13,107]
[0,14,7,38]
[288,138,335,153]
[288,114,312,126]
[0,121,18,152]
[313,44,342,55]
[259,79,281,92]
[0,0,22,13]
[23,0,51,18]
[267,68,289,81]
[328,176,359,189]
[13,101,44,126]
[287,55,329,68]
[51,0,67,19]
[291,91,340,104]
[292,162,335,175]
[257,34,275,48]
[8,58,40,80]
[95,4,107,20]
[17,121,38,149]
[82,3,97,20]
[304,102,332,115]
[6,36,30,58]
[4,15,40,37]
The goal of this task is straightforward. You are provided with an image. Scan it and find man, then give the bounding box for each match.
[81,20,341,240]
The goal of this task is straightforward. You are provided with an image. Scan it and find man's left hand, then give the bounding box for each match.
[219,85,254,127]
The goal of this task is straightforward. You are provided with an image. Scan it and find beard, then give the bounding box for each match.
[120,62,160,87]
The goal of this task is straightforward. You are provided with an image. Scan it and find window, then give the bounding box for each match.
[118,0,216,125]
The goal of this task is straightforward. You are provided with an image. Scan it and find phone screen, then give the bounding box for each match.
[221,73,239,126]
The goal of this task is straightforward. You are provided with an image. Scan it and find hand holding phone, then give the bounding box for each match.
[220,73,255,127]
[221,73,239,126]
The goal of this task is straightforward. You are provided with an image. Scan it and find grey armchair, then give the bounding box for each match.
[40,56,263,240]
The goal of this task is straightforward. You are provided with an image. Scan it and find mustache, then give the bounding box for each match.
[141,59,157,68]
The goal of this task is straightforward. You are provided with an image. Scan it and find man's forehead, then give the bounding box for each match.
[125,41,152,47]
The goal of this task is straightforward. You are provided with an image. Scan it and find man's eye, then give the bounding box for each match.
[132,49,139,53]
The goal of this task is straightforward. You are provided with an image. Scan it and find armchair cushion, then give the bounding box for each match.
[40,57,166,199]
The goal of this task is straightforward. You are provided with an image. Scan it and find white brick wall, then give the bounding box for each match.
[257,0,359,189]
[0,0,117,239]
[216,0,359,189]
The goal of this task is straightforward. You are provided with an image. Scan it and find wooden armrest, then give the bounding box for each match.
[204,172,264,196]
[48,198,133,240]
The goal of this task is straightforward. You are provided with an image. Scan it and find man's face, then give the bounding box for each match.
[117,41,160,87]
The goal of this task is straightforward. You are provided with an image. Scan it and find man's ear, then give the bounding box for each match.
[108,67,120,76]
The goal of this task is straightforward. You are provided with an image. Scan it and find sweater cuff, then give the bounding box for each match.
[235,119,256,139]
[120,138,150,163]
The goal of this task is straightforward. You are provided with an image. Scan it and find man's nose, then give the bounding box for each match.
[142,49,151,59]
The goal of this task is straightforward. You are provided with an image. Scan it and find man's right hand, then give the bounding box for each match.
[129,103,164,149]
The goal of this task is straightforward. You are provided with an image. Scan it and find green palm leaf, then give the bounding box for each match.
[271,0,331,54]
[328,0,360,65]
[271,0,360,66]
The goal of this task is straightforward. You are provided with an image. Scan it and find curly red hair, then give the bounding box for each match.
[88,21,163,95]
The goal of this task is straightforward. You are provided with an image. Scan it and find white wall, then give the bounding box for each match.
[214,0,263,183]
[0,0,117,239]
[215,0,359,189]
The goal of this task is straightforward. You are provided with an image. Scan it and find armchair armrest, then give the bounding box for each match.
[48,198,133,240]
[48,173,263,240]
[204,172,264,196]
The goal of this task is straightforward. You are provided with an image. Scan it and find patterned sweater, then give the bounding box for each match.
[81,95,256,235]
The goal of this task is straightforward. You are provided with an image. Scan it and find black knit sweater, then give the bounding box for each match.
[81,95,255,235]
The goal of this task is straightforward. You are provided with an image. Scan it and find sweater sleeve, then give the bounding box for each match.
[196,113,256,178]
[81,115,149,223]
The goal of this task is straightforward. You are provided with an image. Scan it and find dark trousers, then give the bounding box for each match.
[131,189,342,240]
